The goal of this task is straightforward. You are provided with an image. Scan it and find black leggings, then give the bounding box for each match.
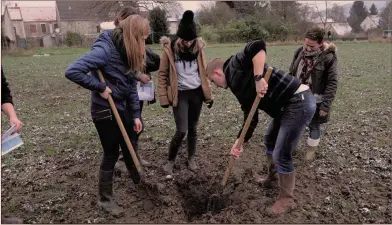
[93,109,140,181]
[168,87,203,160]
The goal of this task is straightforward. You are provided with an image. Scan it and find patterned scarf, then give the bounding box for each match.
[298,47,323,87]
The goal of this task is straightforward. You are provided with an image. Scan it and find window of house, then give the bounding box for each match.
[54,23,58,29]
[97,25,101,33]
[41,24,47,33]
[30,24,37,33]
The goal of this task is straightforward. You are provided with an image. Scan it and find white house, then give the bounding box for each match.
[167,16,179,35]
[361,15,380,31]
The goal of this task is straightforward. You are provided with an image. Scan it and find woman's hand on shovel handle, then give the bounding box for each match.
[100,87,112,100]
[231,139,243,159]
[134,118,143,133]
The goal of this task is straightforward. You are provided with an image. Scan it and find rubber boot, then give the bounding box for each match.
[269,172,296,214]
[163,131,185,174]
[121,154,141,185]
[1,217,23,224]
[255,154,277,188]
[97,170,124,217]
[305,138,320,161]
[187,136,198,171]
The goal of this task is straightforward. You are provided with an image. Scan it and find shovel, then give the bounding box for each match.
[96,69,143,176]
[207,67,273,212]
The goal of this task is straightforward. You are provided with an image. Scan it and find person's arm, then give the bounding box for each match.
[1,69,23,133]
[245,40,268,98]
[2,68,13,106]
[252,50,266,77]
[289,47,302,75]
[157,50,170,107]
[126,79,141,119]
[65,44,110,93]
[145,48,161,73]
[320,57,338,113]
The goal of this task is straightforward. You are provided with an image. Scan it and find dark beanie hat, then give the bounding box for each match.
[176,10,197,41]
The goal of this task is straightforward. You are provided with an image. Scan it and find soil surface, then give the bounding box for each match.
[1,43,391,223]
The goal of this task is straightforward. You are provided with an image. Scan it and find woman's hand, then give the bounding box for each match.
[134,118,143,133]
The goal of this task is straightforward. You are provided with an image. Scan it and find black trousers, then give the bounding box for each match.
[92,108,140,182]
[168,87,203,161]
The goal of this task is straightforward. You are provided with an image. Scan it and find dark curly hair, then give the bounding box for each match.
[305,27,325,44]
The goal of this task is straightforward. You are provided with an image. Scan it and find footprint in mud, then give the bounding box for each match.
[176,176,229,222]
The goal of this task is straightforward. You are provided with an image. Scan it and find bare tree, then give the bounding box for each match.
[379,1,392,29]
[313,1,329,31]
[269,1,301,22]
[222,1,269,18]
[197,2,235,26]
[297,4,317,35]
[85,1,183,21]
[329,4,346,22]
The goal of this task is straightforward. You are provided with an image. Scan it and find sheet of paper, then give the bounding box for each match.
[1,124,17,141]
[1,125,24,156]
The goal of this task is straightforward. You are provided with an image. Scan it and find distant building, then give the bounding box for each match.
[361,15,380,31]
[316,22,353,37]
[2,4,58,48]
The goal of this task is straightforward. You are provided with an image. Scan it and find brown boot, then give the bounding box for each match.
[270,172,296,214]
[305,146,317,161]
[255,154,277,187]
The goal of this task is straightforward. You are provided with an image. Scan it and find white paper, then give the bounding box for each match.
[2,125,24,156]
[137,81,154,101]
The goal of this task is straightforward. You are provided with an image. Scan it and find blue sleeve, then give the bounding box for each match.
[65,44,109,93]
[126,79,141,119]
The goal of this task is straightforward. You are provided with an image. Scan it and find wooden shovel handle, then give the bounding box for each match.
[97,70,143,175]
[221,67,273,187]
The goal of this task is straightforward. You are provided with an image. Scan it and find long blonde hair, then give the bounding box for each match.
[118,15,150,73]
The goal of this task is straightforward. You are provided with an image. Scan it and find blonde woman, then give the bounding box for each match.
[158,10,213,174]
[65,15,150,216]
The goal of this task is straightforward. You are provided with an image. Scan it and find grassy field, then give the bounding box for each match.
[1,42,391,223]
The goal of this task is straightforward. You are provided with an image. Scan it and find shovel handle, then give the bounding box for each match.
[221,67,273,187]
[97,69,143,175]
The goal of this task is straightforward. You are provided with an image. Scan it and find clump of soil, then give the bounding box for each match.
[175,174,229,222]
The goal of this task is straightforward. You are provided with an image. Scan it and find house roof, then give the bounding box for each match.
[316,22,352,36]
[8,7,23,20]
[362,15,380,26]
[330,23,352,36]
[20,7,56,22]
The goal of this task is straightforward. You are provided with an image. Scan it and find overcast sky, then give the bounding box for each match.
[1,1,357,14]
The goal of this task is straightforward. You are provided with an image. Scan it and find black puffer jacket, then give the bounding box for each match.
[289,43,338,123]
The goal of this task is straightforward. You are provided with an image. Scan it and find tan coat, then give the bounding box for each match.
[157,36,213,107]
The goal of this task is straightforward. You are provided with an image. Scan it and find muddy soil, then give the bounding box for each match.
[2,128,391,224]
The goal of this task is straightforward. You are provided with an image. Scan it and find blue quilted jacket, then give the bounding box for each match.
[65,30,140,119]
